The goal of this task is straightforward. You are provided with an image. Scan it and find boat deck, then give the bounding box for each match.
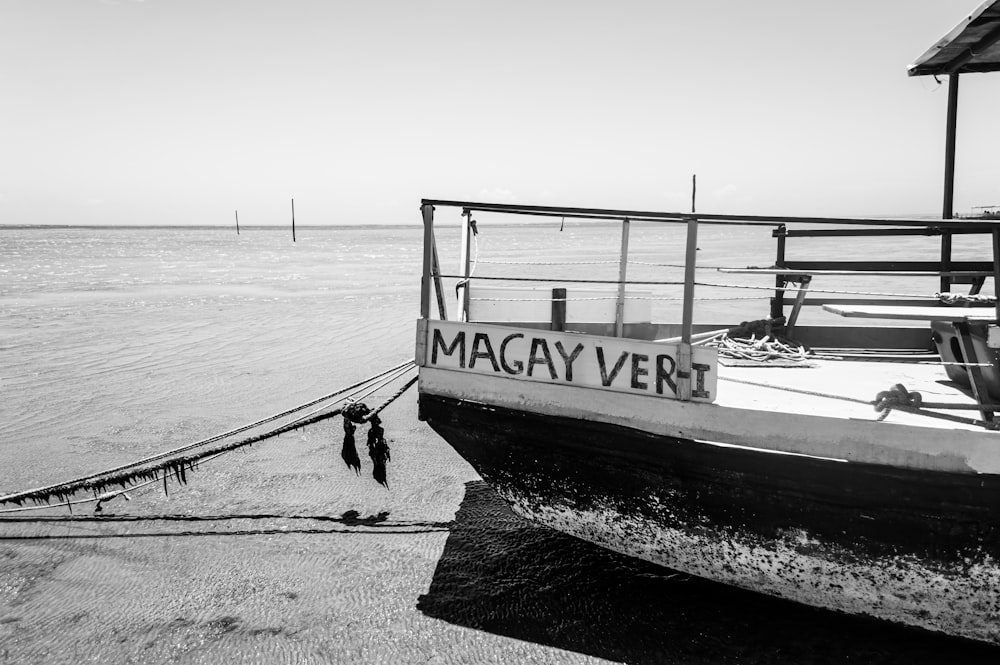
[715,355,991,432]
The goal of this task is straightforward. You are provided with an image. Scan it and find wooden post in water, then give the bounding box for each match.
[291,198,296,242]
[235,210,240,235]
[691,173,697,214]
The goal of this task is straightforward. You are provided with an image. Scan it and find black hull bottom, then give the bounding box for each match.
[419,393,1000,644]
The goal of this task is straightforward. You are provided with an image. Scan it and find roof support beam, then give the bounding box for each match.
[941,73,960,292]
[943,73,960,221]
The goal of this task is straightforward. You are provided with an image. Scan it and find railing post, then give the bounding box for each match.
[772,224,787,320]
[431,237,448,321]
[551,287,567,331]
[420,203,435,320]
[615,219,631,337]
[677,215,700,401]
[993,227,1000,325]
[458,210,473,321]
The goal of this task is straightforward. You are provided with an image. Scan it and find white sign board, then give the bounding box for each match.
[420,321,717,402]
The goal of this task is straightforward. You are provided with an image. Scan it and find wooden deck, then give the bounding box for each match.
[715,356,987,432]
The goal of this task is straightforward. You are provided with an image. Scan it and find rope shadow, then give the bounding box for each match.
[416,481,999,665]
[0,510,452,540]
[0,526,450,540]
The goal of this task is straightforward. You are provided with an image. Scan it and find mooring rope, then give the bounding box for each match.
[14,359,414,497]
[0,450,230,514]
[0,362,418,509]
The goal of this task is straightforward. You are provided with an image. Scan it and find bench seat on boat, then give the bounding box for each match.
[821,304,996,322]
[823,303,1000,413]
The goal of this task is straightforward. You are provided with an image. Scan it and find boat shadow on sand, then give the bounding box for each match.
[418,481,999,665]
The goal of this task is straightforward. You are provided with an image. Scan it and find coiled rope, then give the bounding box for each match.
[873,384,922,421]
[938,293,996,305]
[708,334,812,364]
[0,362,418,511]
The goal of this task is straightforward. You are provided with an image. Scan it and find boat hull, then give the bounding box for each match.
[419,393,1000,645]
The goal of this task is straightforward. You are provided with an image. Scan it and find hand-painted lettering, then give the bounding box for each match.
[656,354,677,395]
[554,341,584,382]
[427,323,714,402]
[432,328,466,368]
[596,347,629,387]
[528,338,557,379]
[499,333,524,374]
[631,353,649,390]
[692,362,711,398]
[469,332,500,372]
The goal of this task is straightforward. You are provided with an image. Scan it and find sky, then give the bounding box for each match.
[1,0,998,226]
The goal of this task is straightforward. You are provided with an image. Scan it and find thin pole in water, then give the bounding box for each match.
[235,210,240,235]
[291,198,296,242]
[691,173,697,213]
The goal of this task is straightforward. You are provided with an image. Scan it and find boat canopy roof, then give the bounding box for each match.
[909,0,1000,76]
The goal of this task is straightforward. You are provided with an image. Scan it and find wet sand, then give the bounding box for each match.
[2,393,999,664]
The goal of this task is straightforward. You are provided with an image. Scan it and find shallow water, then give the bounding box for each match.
[1,223,997,663]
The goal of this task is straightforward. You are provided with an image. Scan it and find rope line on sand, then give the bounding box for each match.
[0,512,453,539]
[0,362,418,511]
[0,526,450,540]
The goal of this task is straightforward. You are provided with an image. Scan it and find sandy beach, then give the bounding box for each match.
[2,391,999,665]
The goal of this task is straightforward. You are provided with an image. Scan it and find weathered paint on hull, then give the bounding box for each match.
[419,393,1000,645]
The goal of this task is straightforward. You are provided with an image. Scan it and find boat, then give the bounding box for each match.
[962,206,1000,220]
[414,1,1000,646]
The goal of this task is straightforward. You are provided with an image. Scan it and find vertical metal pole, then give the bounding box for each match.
[943,73,960,220]
[614,219,631,337]
[291,198,296,242]
[420,203,434,319]
[993,228,1000,325]
[941,73,960,293]
[677,215,700,401]
[458,210,472,321]
[680,217,699,345]
[235,210,240,235]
